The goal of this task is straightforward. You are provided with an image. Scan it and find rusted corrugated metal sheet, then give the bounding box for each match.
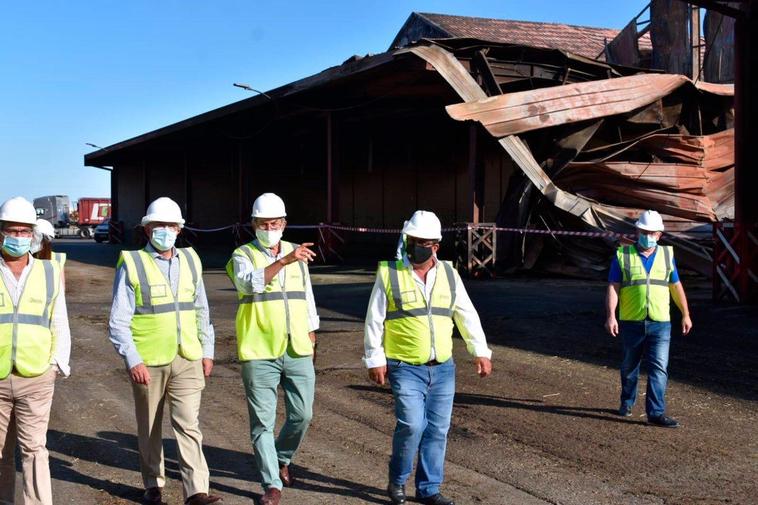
[412,43,734,277]
[445,74,733,137]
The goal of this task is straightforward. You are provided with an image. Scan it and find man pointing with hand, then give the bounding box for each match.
[363,210,493,505]
[227,193,319,505]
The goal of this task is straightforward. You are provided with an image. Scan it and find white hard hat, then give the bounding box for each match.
[141,197,185,227]
[635,210,664,232]
[402,210,443,240]
[0,197,37,226]
[35,219,55,239]
[252,193,287,219]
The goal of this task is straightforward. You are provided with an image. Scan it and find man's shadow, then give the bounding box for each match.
[348,385,648,425]
[46,430,387,503]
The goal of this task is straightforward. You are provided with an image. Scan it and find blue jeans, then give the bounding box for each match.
[619,320,671,417]
[387,358,455,498]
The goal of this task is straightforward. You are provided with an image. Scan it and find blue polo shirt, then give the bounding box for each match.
[608,247,680,284]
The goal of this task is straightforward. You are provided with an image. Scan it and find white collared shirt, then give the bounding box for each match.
[0,254,71,376]
[363,255,492,368]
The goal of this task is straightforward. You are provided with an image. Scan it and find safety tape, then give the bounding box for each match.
[184,222,635,238]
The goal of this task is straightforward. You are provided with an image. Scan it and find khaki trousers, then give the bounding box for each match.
[131,355,209,499]
[0,367,57,505]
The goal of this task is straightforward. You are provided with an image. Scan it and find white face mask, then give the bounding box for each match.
[256,228,283,248]
[150,227,178,251]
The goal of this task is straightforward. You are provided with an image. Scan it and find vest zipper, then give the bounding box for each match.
[426,267,440,361]
[281,262,292,339]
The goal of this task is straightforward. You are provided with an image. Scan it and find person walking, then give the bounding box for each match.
[605,210,692,428]
[226,193,319,505]
[108,197,222,505]
[364,210,493,505]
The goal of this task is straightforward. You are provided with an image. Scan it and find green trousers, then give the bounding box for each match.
[241,350,315,491]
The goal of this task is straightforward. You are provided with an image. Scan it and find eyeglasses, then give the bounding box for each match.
[254,218,285,231]
[2,228,33,237]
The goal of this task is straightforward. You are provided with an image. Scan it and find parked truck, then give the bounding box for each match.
[33,195,71,228]
[33,195,111,238]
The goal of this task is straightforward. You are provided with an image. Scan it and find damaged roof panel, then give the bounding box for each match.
[445,74,734,137]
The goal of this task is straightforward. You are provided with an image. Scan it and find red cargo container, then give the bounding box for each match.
[77,198,111,226]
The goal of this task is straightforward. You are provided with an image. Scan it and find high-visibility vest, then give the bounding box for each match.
[617,245,673,322]
[118,248,204,366]
[53,252,66,267]
[378,259,457,365]
[226,241,312,360]
[0,259,60,378]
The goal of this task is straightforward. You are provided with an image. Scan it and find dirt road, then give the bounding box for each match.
[29,242,758,504]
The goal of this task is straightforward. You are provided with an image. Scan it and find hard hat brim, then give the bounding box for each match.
[141,215,185,227]
[251,213,287,219]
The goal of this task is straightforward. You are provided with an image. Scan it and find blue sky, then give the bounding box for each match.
[0,0,647,206]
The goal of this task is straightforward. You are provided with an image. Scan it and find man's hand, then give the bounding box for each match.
[283,243,317,265]
[202,358,214,377]
[368,366,387,385]
[309,331,317,363]
[474,357,492,378]
[605,316,619,337]
[681,315,693,336]
[130,364,151,385]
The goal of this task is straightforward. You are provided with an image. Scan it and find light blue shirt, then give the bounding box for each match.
[108,244,215,369]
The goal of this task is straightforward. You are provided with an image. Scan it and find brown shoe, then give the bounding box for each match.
[279,464,294,487]
[259,488,282,505]
[185,493,223,505]
[142,487,165,505]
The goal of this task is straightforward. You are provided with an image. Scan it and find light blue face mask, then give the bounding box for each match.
[2,235,32,257]
[638,233,658,249]
[150,227,178,252]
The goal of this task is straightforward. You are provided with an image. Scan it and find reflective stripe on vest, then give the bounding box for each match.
[119,248,203,366]
[380,259,457,365]
[618,245,673,322]
[53,252,66,267]
[226,241,313,360]
[0,259,59,378]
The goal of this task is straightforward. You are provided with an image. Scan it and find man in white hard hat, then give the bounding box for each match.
[226,193,319,505]
[0,196,71,504]
[364,210,493,505]
[605,210,692,428]
[108,197,222,505]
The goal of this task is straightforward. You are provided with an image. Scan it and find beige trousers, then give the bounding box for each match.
[0,367,57,505]
[131,355,209,499]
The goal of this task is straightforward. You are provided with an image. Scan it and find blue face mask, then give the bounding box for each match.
[2,235,32,257]
[150,227,178,252]
[638,233,657,249]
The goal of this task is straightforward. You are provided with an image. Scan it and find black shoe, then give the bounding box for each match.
[647,415,680,428]
[387,483,406,504]
[618,405,632,417]
[416,494,455,505]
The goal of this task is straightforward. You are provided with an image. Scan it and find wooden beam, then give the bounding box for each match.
[691,4,702,80]
[680,0,746,18]
[468,123,483,223]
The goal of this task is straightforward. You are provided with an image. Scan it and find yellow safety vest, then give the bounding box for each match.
[53,252,66,267]
[378,259,457,365]
[118,248,204,366]
[0,258,60,378]
[617,245,673,322]
[226,241,312,360]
